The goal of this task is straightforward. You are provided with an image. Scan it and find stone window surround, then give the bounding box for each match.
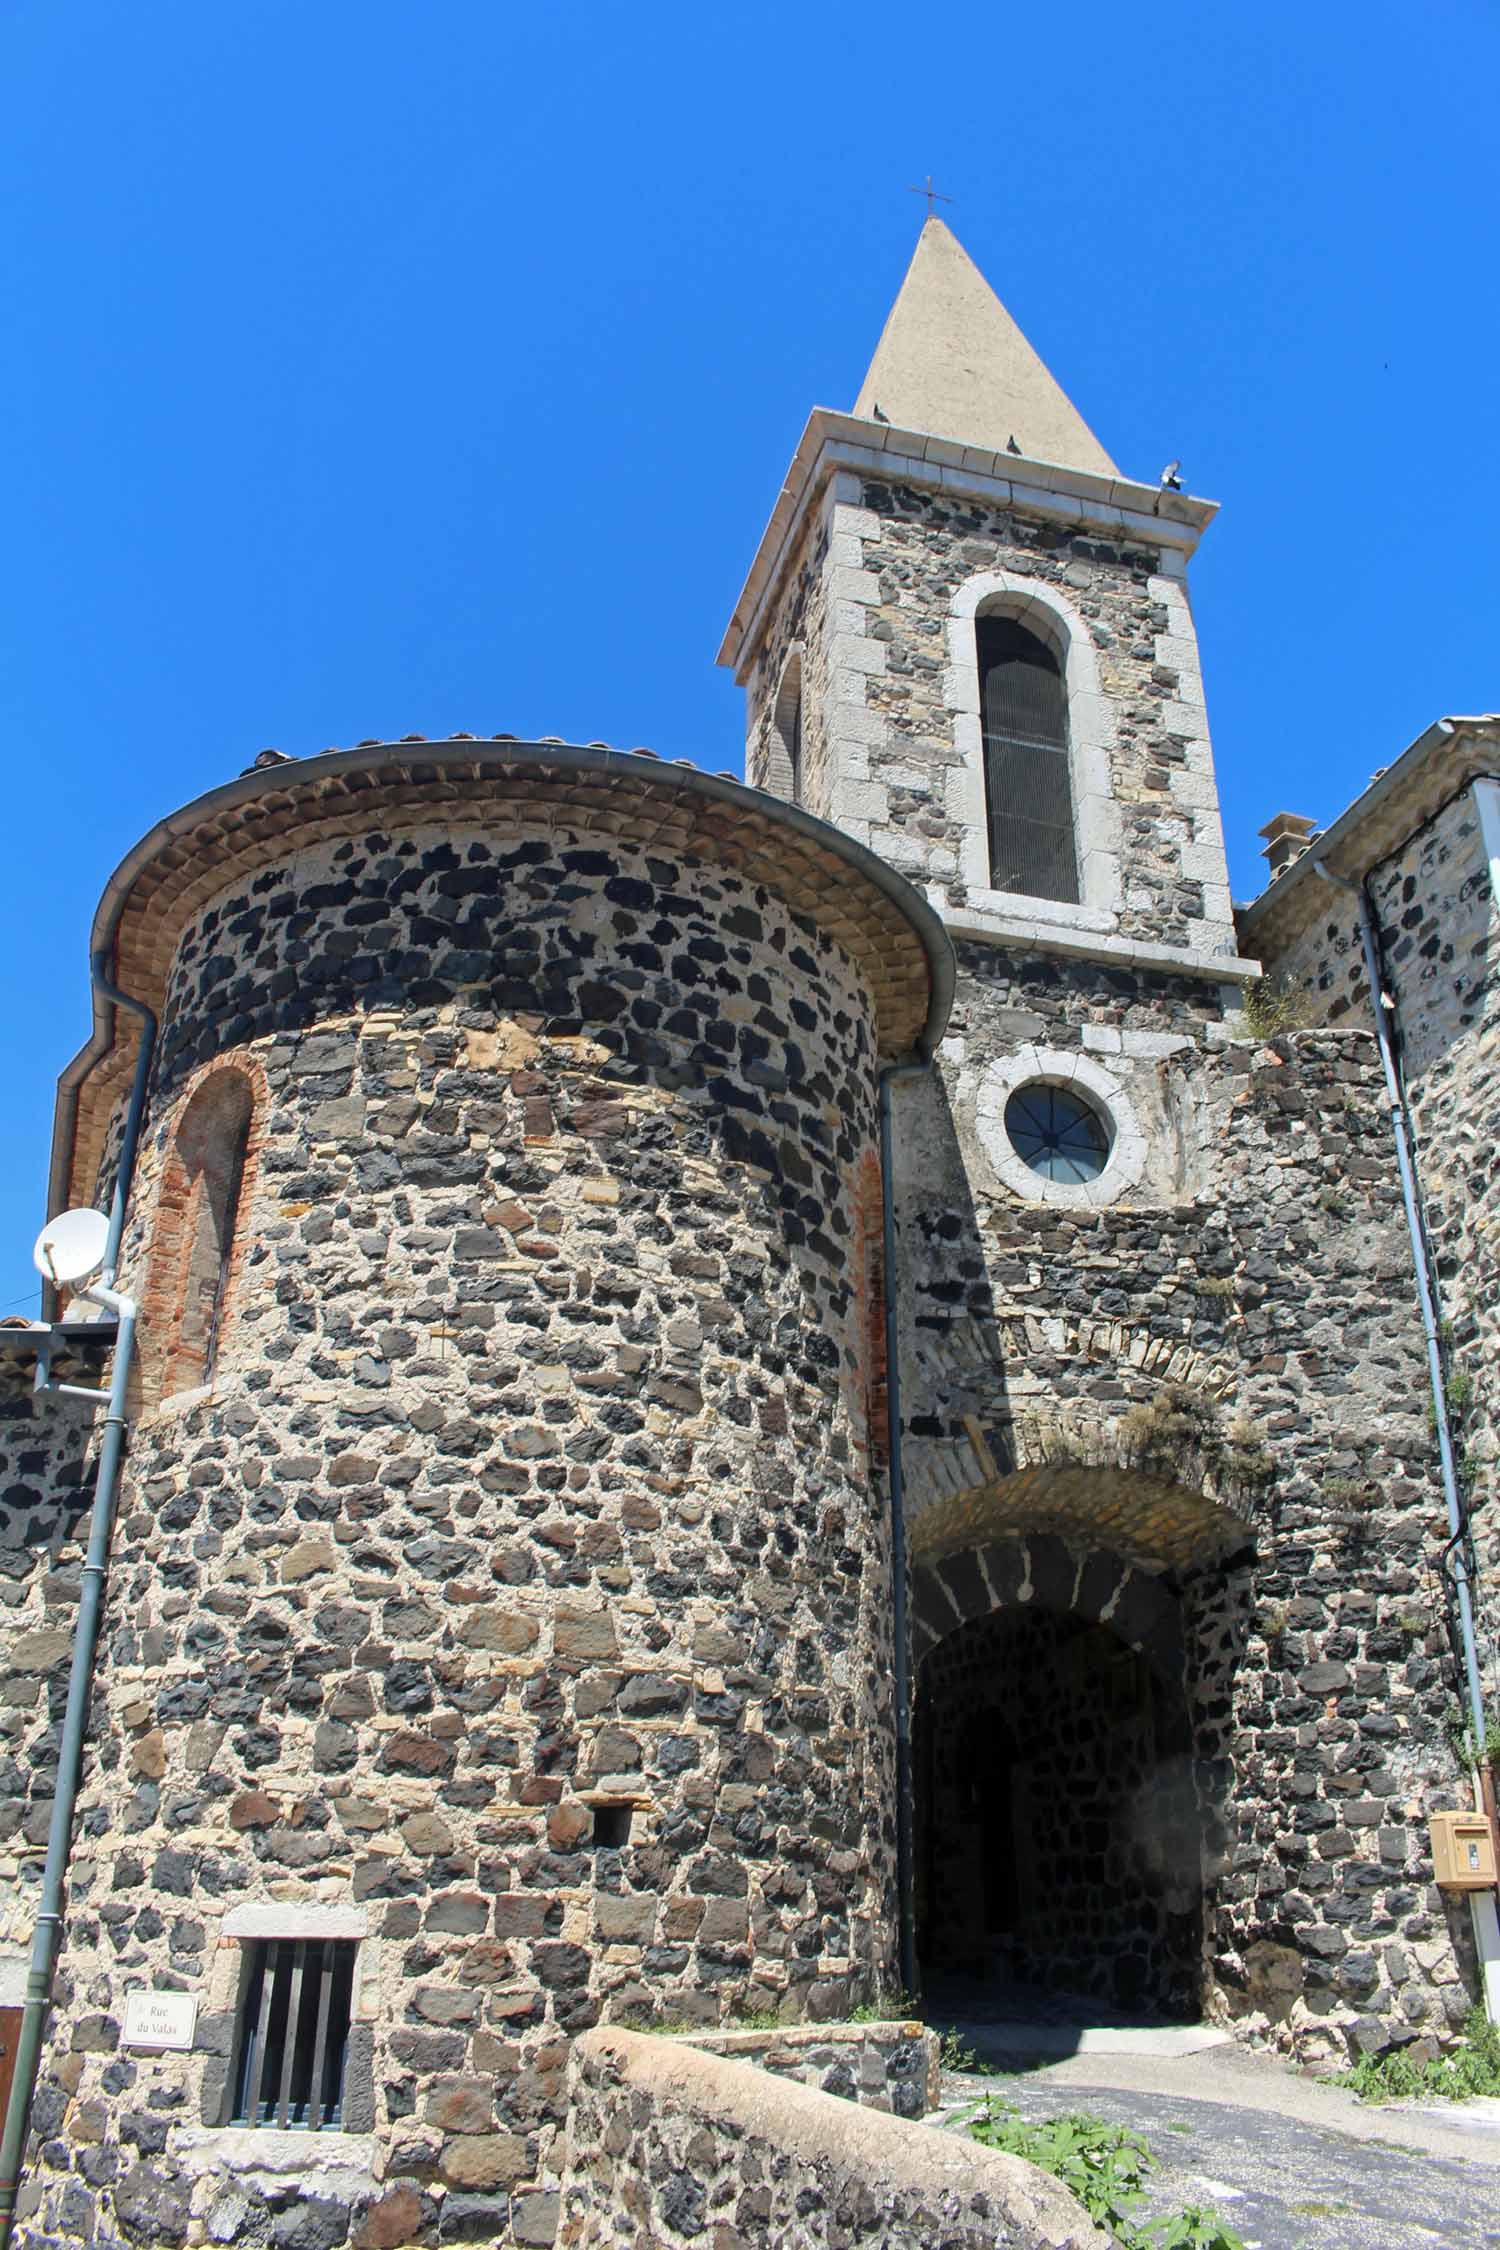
[974,1045,1146,1209]
[211,1903,373,2043]
[221,1904,369,1941]
[138,1055,268,1413]
[196,1904,376,2144]
[945,571,1124,938]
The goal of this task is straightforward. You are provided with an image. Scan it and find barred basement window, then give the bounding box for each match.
[230,1938,356,2130]
[978,614,1079,905]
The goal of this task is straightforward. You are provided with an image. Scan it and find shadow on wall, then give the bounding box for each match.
[892,1070,1266,1573]
[892,1067,1258,2018]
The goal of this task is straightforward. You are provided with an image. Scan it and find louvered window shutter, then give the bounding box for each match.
[978,618,1079,904]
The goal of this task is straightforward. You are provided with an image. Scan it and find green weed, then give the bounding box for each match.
[849,1988,919,2022]
[1446,1705,1500,1769]
[937,2025,1000,2075]
[959,2097,1246,2248]
[1333,2007,1500,2102]
[1240,980,1313,1039]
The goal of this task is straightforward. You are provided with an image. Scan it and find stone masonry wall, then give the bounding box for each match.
[891,943,1481,2057]
[1258,789,1500,1695]
[9,816,901,2249]
[681,2018,938,2117]
[554,2026,1106,2250]
[745,492,833,816]
[746,470,1235,958]
[0,1386,98,1987]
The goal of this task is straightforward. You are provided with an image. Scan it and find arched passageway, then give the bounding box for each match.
[913,1547,1208,2019]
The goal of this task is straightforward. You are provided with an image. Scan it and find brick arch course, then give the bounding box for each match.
[911,1533,1184,1687]
[136,1055,269,1408]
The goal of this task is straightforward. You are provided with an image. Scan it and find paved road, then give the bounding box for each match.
[933,2044,1500,2250]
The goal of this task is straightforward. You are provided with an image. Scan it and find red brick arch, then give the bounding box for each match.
[140,1061,267,1406]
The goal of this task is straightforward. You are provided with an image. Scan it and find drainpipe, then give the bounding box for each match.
[1312,862,1500,2022]
[879,1050,935,2005]
[0,963,155,2246]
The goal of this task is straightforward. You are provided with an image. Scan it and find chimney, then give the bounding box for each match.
[1258,811,1319,880]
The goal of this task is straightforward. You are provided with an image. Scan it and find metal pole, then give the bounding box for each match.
[1312,864,1487,1743]
[879,1055,931,2004]
[1314,861,1497,2024]
[0,1287,137,2243]
[0,967,154,2244]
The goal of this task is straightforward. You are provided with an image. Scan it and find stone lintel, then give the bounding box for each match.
[221,1904,369,1940]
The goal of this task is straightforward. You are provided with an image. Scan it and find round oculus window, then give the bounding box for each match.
[1004,1083,1111,1185]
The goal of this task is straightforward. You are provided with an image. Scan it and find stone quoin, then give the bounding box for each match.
[0,218,1496,2249]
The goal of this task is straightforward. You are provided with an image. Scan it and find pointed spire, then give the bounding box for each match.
[853,218,1119,477]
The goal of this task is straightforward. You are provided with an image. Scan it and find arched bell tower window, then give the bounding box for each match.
[978,615,1079,904]
[767,652,803,805]
[148,1068,256,1401]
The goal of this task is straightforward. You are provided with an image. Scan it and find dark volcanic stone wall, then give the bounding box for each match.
[0,1392,96,1968]
[555,2025,1105,2250]
[1259,789,1500,1671]
[893,944,1481,2061]
[9,818,898,2249]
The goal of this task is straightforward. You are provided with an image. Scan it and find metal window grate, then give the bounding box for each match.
[978,617,1079,905]
[230,1938,355,2131]
[1004,1084,1109,1184]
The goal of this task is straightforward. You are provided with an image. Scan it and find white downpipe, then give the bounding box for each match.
[1474,1893,1500,2024]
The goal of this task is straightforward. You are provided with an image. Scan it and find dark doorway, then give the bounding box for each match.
[914,1602,1204,2017]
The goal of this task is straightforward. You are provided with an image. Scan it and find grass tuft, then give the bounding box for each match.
[1333,2007,1500,2103]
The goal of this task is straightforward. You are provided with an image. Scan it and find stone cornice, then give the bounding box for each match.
[945,911,1260,987]
[1238,714,1500,958]
[718,409,1218,682]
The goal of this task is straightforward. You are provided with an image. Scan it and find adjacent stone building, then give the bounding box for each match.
[0,219,1494,2247]
[1241,720,1500,1713]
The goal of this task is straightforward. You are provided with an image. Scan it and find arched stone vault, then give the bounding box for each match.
[900,1312,1260,1571]
[912,1531,1185,1686]
[910,1462,1253,1577]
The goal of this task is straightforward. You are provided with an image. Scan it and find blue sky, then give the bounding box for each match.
[2,1,1497,1286]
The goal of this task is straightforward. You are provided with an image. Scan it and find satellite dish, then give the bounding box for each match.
[33,1208,110,1288]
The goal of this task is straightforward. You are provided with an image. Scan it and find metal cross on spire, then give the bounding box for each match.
[907,175,953,219]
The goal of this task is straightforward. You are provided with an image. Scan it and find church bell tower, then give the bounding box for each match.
[719,217,1238,970]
